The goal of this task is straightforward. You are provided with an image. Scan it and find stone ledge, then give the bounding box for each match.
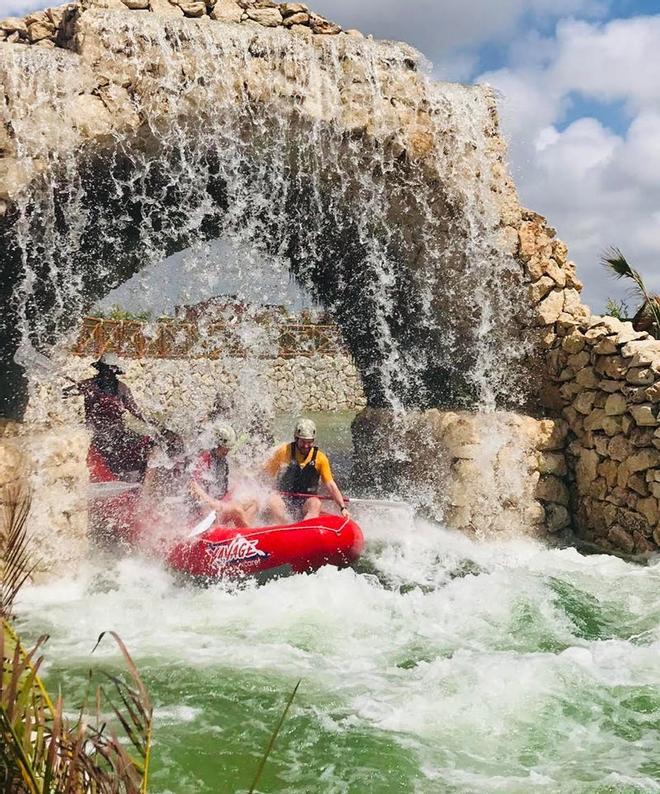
[0,0,362,52]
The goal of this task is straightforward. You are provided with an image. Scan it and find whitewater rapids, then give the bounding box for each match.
[13,512,660,793]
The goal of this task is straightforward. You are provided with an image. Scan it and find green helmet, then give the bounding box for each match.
[214,422,236,448]
[294,418,316,440]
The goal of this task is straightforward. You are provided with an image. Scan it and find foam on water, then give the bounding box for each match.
[14,515,660,793]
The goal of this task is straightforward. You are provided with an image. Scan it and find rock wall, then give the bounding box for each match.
[0,0,354,61]
[352,408,570,539]
[25,353,366,429]
[0,425,89,577]
[510,211,660,554]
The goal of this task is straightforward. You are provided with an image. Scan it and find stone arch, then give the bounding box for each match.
[1,1,561,417]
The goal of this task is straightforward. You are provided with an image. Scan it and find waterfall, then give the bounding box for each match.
[1,9,528,414]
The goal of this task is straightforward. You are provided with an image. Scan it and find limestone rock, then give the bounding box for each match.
[536,475,569,506]
[246,6,282,24]
[309,14,341,34]
[0,17,28,35]
[575,367,599,388]
[608,525,635,553]
[28,19,57,41]
[545,503,570,532]
[595,355,627,379]
[627,367,655,385]
[636,496,658,525]
[535,289,564,325]
[607,434,631,462]
[628,449,660,473]
[573,390,597,415]
[281,2,308,14]
[283,11,309,25]
[151,0,185,16]
[121,0,150,8]
[535,418,568,451]
[620,339,660,366]
[209,0,241,20]
[179,1,207,16]
[630,404,658,427]
[528,276,554,304]
[561,332,586,355]
[604,392,627,416]
[537,451,567,476]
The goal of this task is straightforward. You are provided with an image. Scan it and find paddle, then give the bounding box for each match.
[279,491,413,512]
[187,510,217,538]
[88,481,142,498]
[14,339,77,384]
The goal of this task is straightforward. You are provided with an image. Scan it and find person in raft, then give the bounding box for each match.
[63,352,156,481]
[189,423,257,528]
[263,418,349,523]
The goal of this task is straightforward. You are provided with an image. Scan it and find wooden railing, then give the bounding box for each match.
[72,317,347,359]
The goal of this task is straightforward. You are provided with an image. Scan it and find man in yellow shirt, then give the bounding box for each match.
[263,418,349,524]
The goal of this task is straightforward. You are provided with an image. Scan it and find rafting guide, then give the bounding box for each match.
[63,352,159,482]
[263,417,350,523]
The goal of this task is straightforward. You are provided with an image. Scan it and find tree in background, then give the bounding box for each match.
[601,248,660,339]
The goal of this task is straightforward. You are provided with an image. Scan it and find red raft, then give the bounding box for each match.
[167,513,364,580]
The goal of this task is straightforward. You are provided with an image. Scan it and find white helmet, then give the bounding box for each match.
[294,418,316,440]
[94,352,124,374]
[213,422,236,448]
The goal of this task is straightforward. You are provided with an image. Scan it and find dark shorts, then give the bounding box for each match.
[283,495,314,522]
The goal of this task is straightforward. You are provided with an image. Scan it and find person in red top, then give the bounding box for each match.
[189,423,256,528]
[263,418,349,524]
[64,353,155,481]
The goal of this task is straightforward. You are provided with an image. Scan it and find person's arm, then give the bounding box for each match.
[262,445,287,482]
[318,453,349,515]
[119,383,147,422]
[189,480,226,513]
[326,479,349,516]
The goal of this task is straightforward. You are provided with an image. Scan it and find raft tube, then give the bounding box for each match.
[167,513,365,579]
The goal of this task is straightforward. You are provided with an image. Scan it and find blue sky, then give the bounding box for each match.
[2,0,658,312]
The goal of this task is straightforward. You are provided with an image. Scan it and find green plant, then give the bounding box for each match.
[604,297,630,321]
[94,306,154,322]
[1,487,153,793]
[601,248,660,339]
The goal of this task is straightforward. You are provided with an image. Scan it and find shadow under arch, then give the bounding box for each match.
[1,124,493,419]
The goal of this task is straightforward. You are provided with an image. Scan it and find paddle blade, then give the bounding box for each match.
[187,511,217,538]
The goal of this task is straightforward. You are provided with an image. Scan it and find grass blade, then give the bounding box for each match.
[248,680,301,794]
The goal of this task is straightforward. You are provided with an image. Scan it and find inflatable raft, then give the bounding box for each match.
[89,475,364,578]
[167,512,364,579]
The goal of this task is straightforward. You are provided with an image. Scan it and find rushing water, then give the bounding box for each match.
[14,516,660,793]
[4,11,658,792]
[2,11,528,412]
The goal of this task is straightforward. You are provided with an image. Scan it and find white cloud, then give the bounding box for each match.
[311,0,605,74]
[479,14,660,309]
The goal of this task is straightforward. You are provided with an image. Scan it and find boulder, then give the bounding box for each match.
[630,404,658,427]
[246,6,282,24]
[209,0,242,20]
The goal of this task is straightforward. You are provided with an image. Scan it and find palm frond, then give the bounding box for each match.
[1,485,35,620]
[601,247,636,280]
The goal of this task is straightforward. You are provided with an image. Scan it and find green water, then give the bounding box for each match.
[15,533,660,794]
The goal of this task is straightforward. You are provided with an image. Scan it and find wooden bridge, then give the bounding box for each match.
[72,317,347,360]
